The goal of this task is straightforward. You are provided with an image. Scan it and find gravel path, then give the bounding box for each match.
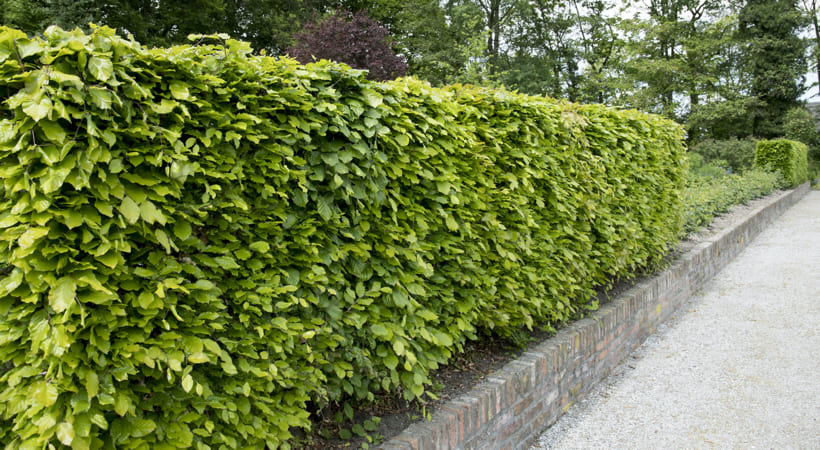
[534,190,820,449]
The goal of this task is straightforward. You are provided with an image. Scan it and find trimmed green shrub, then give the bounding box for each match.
[681,169,783,234]
[690,137,757,172]
[0,26,685,448]
[754,139,808,187]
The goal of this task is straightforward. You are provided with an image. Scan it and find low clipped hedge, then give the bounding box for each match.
[0,26,685,448]
[754,139,808,187]
[681,168,783,234]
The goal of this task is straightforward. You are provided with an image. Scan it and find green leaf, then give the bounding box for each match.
[130,418,156,438]
[445,214,459,231]
[395,134,409,147]
[119,196,140,224]
[151,98,178,114]
[317,196,333,221]
[66,210,84,229]
[370,323,392,339]
[114,393,130,416]
[213,256,240,270]
[392,339,405,356]
[49,276,76,313]
[0,119,16,143]
[88,56,114,82]
[361,88,383,108]
[436,180,451,195]
[384,354,398,370]
[0,269,23,296]
[155,229,172,253]
[41,167,71,193]
[85,371,99,398]
[16,38,43,58]
[249,241,270,253]
[406,284,426,296]
[56,422,75,446]
[188,352,209,364]
[22,96,52,122]
[34,381,59,407]
[169,81,190,100]
[140,200,166,225]
[88,87,114,109]
[40,120,67,143]
[173,221,192,240]
[431,330,453,347]
[96,250,120,269]
[181,374,194,393]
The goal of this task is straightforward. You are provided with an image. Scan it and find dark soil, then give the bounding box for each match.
[302,191,784,449]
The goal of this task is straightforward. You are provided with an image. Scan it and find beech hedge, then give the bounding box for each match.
[0,26,685,448]
[754,139,808,187]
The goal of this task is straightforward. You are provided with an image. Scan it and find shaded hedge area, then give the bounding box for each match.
[0,26,685,448]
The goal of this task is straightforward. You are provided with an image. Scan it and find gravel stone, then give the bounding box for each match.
[533,190,820,449]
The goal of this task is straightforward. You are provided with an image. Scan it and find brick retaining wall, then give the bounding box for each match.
[381,183,811,450]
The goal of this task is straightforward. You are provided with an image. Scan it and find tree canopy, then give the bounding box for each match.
[1,0,815,142]
[288,9,407,81]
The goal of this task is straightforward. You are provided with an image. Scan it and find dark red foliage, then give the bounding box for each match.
[287,9,408,81]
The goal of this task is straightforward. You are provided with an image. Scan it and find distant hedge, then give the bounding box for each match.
[682,168,782,234]
[754,139,808,187]
[0,26,685,448]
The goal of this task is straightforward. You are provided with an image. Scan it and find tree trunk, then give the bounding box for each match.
[812,0,820,97]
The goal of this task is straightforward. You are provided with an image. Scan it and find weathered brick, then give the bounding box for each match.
[434,408,459,449]
[440,405,466,443]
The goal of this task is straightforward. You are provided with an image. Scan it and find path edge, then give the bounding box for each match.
[380,183,811,450]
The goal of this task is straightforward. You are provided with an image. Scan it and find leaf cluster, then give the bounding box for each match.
[0,26,685,448]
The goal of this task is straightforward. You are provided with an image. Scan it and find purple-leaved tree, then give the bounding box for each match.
[287,9,408,81]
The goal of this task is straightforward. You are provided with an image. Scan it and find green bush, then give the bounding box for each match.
[0,26,685,448]
[754,139,808,187]
[690,137,758,172]
[681,169,783,234]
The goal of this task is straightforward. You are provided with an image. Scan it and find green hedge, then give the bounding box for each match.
[0,26,685,448]
[754,139,808,187]
[681,168,783,234]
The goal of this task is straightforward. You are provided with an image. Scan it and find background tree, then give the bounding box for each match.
[339,0,470,85]
[737,0,807,137]
[221,0,337,54]
[783,106,820,159]
[799,0,820,97]
[287,9,408,81]
[0,0,96,35]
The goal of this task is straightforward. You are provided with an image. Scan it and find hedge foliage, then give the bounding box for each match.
[681,165,783,234]
[0,26,685,448]
[754,139,807,187]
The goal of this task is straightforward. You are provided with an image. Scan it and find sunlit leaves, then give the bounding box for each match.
[0,24,685,450]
